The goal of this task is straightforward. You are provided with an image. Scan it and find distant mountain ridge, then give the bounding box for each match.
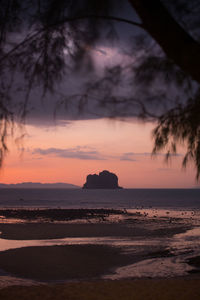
[0,182,80,189]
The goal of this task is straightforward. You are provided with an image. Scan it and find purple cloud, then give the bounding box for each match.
[32,147,106,160]
[119,151,182,161]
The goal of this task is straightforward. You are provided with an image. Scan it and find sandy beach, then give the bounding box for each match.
[0,279,200,300]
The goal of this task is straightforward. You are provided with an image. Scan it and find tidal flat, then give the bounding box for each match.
[0,208,199,299]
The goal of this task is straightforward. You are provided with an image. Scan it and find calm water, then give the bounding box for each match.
[0,188,200,209]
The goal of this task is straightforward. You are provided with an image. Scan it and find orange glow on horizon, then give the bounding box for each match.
[0,119,197,188]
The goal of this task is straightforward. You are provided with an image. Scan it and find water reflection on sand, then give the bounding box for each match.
[0,236,171,252]
[104,256,194,279]
[0,208,200,285]
[0,226,200,279]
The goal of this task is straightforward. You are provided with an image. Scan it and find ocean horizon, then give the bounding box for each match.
[0,188,200,209]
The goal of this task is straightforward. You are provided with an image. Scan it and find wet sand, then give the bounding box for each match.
[0,220,194,282]
[0,244,139,281]
[0,209,199,298]
[0,219,191,240]
[0,279,200,300]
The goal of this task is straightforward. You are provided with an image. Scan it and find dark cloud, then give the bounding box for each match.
[12,43,178,128]
[4,1,187,130]
[32,146,106,160]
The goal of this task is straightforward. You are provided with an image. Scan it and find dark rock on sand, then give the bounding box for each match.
[83,170,122,189]
[0,208,123,222]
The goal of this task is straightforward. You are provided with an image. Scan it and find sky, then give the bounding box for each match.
[0,118,198,188]
[0,2,198,188]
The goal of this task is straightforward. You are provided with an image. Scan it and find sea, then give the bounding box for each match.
[0,188,200,209]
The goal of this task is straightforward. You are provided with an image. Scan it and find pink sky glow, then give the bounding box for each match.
[0,119,197,188]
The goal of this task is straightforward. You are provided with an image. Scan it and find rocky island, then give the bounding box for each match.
[83,170,122,189]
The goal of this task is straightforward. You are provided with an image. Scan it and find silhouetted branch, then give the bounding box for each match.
[0,14,143,65]
[129,0,200,84]
[59,14,144,28]
[152,88,200,179]
[0,0,200,180]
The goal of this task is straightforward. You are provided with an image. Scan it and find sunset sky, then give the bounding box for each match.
[0,8,198,189]
[0,118,197,188]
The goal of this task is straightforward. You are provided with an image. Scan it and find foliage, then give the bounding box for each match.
[153,88,200,179]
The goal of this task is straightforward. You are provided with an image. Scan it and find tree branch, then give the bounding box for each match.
[59,14,144,28]
[129,0,200,84]
[0,14,143,65]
